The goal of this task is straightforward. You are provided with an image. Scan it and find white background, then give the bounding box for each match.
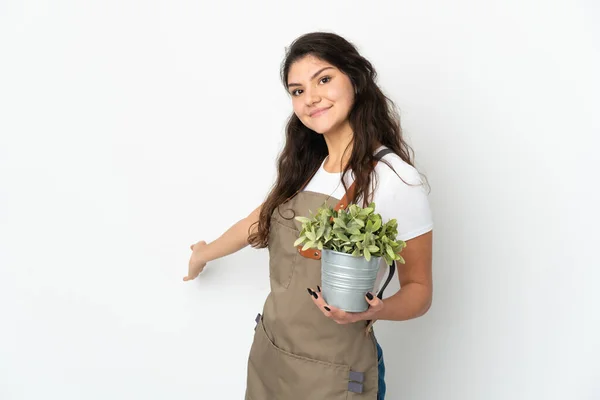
[1,0,599,399]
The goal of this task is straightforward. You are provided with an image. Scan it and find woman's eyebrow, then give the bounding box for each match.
[287,67,335,87]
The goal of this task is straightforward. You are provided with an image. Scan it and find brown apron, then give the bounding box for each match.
[245,149,394,400]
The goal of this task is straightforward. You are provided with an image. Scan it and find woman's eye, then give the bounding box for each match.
[291,89,303,96]
[320,76,331,84]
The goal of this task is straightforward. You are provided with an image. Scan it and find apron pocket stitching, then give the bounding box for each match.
[259,318,349,370]
[256,320,350,399]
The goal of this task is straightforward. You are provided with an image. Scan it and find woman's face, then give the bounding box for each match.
[287,55,355,135]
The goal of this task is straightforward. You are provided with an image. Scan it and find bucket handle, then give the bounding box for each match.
[365,260,396,334]
[376,260,395,300]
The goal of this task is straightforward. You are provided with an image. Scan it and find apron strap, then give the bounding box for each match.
[373,147,394,160]
[333,147,394,211]
[365,148,398,333]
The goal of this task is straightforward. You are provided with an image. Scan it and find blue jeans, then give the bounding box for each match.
[377,341,386,399]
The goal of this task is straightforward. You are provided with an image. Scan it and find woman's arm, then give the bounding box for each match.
[372,230,433,321]
[184,204,262,281]
[194,203,262,262]
[306,230,433,323]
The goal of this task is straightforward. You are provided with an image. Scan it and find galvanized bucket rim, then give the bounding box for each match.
[321,248,382,262]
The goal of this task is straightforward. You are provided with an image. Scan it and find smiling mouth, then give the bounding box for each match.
[310,107,331,118]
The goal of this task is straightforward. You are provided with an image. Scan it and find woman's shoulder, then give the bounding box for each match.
[374,146,423,186]
[370,146,433,240]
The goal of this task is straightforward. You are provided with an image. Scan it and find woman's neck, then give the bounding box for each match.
[321,124,382,173]
[322,123,354,173]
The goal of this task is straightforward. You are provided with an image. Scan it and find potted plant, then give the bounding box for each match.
[294,202,406,312]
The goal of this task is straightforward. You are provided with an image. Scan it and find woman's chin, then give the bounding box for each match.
[309,123,334,135]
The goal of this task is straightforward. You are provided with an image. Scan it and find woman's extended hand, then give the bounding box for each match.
[184,240,208,281]
[306,286,384,324]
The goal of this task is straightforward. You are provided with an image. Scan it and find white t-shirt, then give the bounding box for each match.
[302,145,434,292]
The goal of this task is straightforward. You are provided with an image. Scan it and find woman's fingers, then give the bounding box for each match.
[365,292,384,311]
[306,288,383,324]
[326,305,352,324]
[185,241,208,281]
[307,287,356,324]
[307,286,331,315]
[307,287,325,306]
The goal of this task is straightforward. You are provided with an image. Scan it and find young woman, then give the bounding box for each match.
[185,32,433,400]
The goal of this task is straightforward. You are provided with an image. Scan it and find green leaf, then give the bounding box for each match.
[347,227,362,235]
[350,234,364,242]
[306,231,316,241]
[335,232,351,242]
[353,218,365,228]
[361,207,374,215]
[316,225,325,239]
[295,216,312,224]
[333,218,347,229]
[367,245,379,253]
[372,218,382,232]
[302,241,315,251]
[364,248,371,261]
[386,244,395,259]
[293,236,306,247]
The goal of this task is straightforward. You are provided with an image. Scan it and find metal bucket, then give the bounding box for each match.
[321,249,381,312]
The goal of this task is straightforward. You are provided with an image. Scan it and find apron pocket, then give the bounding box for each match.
[268,219,300,289]
[250,318,350,400]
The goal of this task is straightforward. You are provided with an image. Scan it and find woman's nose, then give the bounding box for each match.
[304,87,321,106]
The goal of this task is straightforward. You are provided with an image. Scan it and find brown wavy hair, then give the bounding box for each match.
[248,32,426,248]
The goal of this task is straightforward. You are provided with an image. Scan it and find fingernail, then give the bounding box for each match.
[307,288,313,296]
[312,291,318,300]
[324,306,331,311]
[366,292,374,300]
[317,285,321,292]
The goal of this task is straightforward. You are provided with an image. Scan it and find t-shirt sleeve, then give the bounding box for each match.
[373,163,434,241]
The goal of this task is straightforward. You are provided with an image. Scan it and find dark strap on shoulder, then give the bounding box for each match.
[374,147,394,160]
[337,147,394,208]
